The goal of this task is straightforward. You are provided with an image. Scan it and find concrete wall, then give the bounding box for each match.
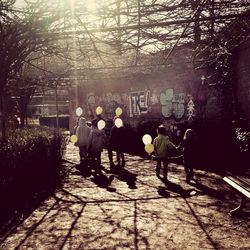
[69,47,224,132]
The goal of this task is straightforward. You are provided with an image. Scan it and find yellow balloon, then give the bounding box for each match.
[115,107,123,116]
[145,144,154,154]
[70,135,78,144]
[96,106,103,115]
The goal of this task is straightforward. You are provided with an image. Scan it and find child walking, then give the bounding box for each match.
[87,119,106,167]
[153,125,176,181]
[178,128,197,183]
[76,117,91,163]
[108,116,126,169]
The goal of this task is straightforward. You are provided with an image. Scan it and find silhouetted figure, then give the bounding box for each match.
[153,125,176,181]
[76,117,91,163]
[108,116,126,169]
[13,115,20,127]
[178,128,197,183]
[87,119,106,167]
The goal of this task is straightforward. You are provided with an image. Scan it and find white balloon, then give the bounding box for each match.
[142,134,152,145]
[97,120,106,130]
[76,107,83,116]
[115,118,123,128]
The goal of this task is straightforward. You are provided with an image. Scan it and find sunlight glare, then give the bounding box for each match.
[85,0,97,11]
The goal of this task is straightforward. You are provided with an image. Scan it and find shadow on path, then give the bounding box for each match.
[158,178,200,198]
[74,163,116,192]
[184,198,220,249]
[109,165,138,189]
[189,179,225,199]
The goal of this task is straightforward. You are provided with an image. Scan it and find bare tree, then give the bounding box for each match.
[0,0,70,140]
[1,0,249,140]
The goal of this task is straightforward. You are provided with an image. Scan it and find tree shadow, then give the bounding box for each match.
[109,165,138,189]
[0,177,62,239]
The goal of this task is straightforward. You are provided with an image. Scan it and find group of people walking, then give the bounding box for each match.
[74,116,125,170]
[153,125,196,183]
[74,116,197,184]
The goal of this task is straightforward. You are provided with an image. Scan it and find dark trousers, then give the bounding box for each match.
[156,158,168,179]
[79,145,88,162]
[108,147,125,167]
[184,161,194,180]
[88,152,101,167]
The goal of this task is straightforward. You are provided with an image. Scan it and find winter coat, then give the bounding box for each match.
[88,127,106,154]
[179,138,197,165]
[109,125,126,151]
[153,134,176,159]
[76,117,91,147]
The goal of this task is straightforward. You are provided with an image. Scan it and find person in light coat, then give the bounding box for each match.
[76,117,91,163]
[153,125,176,181]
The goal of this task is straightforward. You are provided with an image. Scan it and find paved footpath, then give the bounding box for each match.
[0,143,249,250]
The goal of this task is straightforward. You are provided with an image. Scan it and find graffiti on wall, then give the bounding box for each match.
[87,92,128,118]
[160,89,185,119]
[187,95,195,120]
[129,90,150,117]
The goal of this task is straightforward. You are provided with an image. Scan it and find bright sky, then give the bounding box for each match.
[15,0,97,10]
[15,0,24,7]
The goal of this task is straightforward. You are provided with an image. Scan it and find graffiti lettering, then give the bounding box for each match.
[87,92,125,118]
[129,91,150,117]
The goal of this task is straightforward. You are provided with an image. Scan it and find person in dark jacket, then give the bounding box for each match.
[178,128,197,183]
[87,119,106,167]
[108,116,126,169]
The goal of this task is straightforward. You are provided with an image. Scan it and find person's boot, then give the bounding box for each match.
[163,174,168,182]
[186,174,191,183]
[156,171,160,179]
[121,160,125,168]
[108,175,114,185]
[110,162,115,171]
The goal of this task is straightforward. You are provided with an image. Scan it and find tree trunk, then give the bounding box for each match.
[0,91,7,141]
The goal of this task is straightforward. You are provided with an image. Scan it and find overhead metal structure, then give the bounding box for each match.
[3,0,250,80]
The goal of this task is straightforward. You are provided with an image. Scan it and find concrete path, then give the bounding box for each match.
[0,143,249,249]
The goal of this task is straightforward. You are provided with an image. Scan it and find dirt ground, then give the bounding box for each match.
[0,143,249,250]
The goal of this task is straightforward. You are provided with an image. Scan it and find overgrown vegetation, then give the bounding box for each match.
[230,117,250,173]
[0,126,63,228]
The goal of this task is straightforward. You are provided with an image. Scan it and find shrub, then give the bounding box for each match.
[232,127,250,172]
[0,126,63,225]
